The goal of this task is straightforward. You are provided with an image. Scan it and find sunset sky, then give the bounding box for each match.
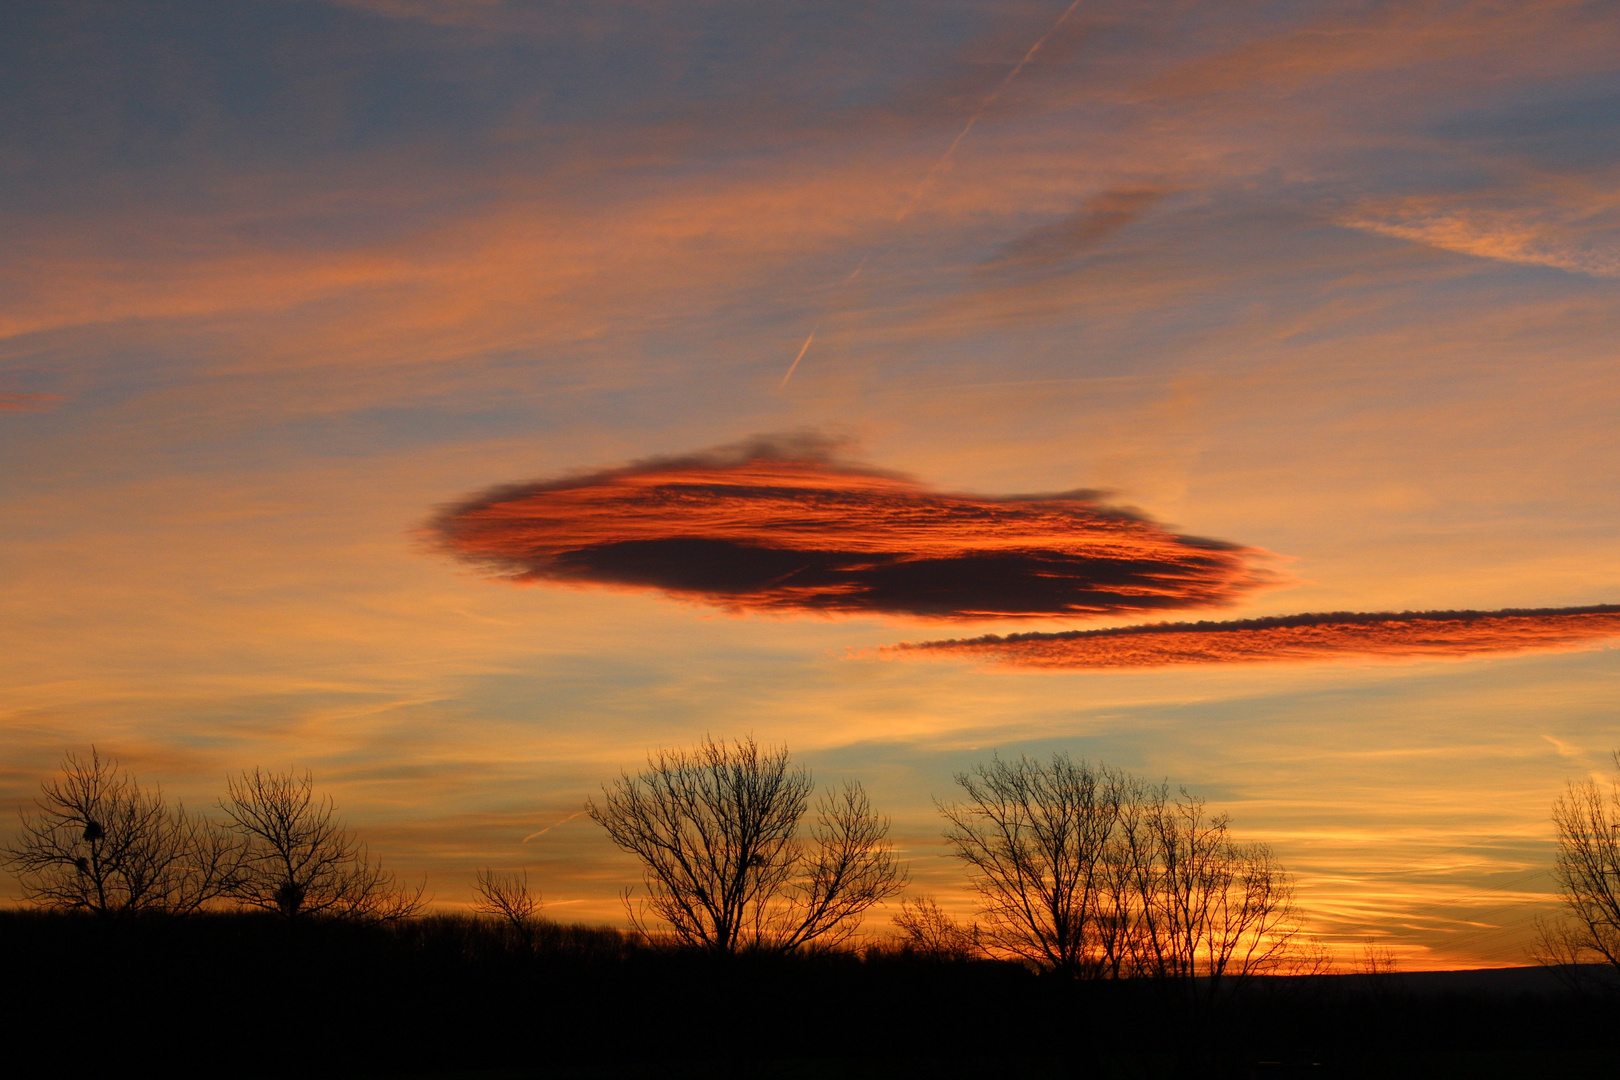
[4,0,1620,968]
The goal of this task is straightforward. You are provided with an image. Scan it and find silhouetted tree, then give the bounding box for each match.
[891,896,981,959]
[3,749,239,915]
[1535,751,1620,974]
[938,753,1124,976]
[1355,940,1403,1004]
[220,768,425,921]
[1114,780,1299,1004]
[938,754,1301,992]
[587,736,905,953]
[473,867,540,928]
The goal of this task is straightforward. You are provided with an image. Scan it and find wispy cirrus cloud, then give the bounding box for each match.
[320,0,505,28]
[0,393,62,412]
[887,605,1620,669]
[429,436,1276,620]
[1340,193,1620,278]
[983,187,1166,271]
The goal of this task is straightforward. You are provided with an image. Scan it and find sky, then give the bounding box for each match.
[3,0,1619,969]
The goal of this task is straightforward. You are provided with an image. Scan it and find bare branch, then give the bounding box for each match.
[473,868,541,929]
[1535,753,1620,974]
[588,736,904,954]
[2,749,241,915]
[937,755,1303,996]
[937,753,1122,976]
[892,896,981,960]
[220,768,425,922]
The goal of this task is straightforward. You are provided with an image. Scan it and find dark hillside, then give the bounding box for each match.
[1,912,1610,1078]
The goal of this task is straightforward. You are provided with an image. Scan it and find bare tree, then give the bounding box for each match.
[1534,751,1620,973]
[777,780,908,950]
[3,749,239,915]
[587,736,905,954]
[892,896,981,960]
[937,756,1302,992]
[220,768,425,922]
[1120,786,1299,1005]
[937,754,1124,977]
[1358,941,1400,977]
[1353,940,1404,1003]
[472,867,540,928]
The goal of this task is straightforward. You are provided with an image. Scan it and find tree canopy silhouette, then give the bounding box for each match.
[1536,750,1620,974]
[220,768,424,922]
[472,867,540,929]
[3,749,238,915]
[587,735,905,953]
[938,753,1123,977]
[939,753,1300,996]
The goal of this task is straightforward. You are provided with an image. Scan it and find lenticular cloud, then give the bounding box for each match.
[429,437,1274,620]
[887,606,1620,669]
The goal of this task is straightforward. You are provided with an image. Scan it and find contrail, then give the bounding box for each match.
[780,0,1084,386]
[779,329,816,388]
[521,809,587,843]
[894,0,1085,224]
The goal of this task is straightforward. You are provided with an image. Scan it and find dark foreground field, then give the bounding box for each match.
[2,911,1611,1078]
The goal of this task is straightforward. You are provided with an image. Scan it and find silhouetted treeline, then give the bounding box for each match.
[0,908,1613,1079]
[8,742,1620,1075]
[3,750,423,919]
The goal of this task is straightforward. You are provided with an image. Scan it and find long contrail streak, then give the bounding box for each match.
[781,0,1084,385]
[521,809,587,843]
[895,0,1084,224]
[779,329,816,387]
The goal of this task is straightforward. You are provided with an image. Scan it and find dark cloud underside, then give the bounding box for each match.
[429,437,1273,620]
[888,605,1620,667]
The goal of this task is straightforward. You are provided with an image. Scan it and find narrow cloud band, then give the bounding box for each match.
[429,436,1274,620]
[0,393,63,412]
[886,606,1620,668]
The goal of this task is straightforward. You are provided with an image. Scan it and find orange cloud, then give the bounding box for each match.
[888,605,1620,668]
[1339,190,1620,279]
[429,436,1274,620]
[0,393,62,412]
[1146,0,1618,102]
